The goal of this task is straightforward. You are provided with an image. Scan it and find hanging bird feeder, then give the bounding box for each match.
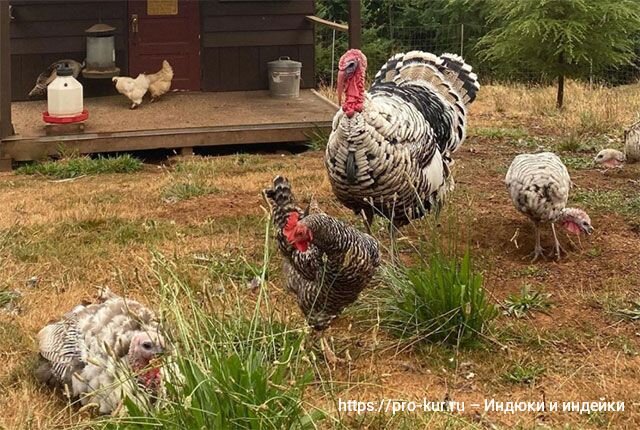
[82,23,120,79]
[43,62,88,124]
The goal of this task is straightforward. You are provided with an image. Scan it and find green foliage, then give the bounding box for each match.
[477,0,640,105]
[503,285,552,318]
[161,179,218,202]
[379,249,498,346]
[96,253,321,429]
[305,127,331,151]
[615,300,640,321]
[502,360,546,384]
[16,154,142,179]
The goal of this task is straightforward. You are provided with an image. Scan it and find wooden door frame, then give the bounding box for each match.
[0,2,12,139]
[126,0,201,91]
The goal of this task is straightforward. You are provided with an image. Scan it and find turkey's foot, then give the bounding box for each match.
[320,336,345,366]
[527,245,546,263]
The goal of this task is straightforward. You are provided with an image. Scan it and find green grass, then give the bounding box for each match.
[161,179,218,202]
[305,127,330,151]
[377,249,499,346]
[470,127,529,139]
[503,285,552,318]
[0,288,20,310]
[573,190,640,220]
[614,300,640,321]
[502,360,546,385]
[97,248,321,429]
[16,154,142,179]
[561,156,594,170]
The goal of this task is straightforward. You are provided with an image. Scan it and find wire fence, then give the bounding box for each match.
[315,22,640,87]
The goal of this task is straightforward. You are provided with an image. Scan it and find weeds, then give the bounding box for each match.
[573,190,640,220]
[305,127,331,151]
[161,179,218,202]
[16,154,142,178]
[377,249,498,346]
[614,300,640,321]
[503,285,552,318]
[502,360,546,384]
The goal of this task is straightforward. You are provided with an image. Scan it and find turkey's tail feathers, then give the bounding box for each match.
[263,176,301,230]
[373,51,479,105]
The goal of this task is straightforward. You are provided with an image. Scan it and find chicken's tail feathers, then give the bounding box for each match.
[372,51,479,106]
[262,176,301,230]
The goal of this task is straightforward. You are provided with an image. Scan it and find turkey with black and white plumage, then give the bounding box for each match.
[263,176,380,364]
[325,49,480,231]
[505,152,594,262]
[28,59,84,98]
[35,288,165,414]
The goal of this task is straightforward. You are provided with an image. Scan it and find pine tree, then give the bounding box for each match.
[477,0,640,108]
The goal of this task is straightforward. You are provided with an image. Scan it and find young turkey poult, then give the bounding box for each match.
[325,49,480,234]
[263,176,380,364]
[505,152,594,261]
[35,288,165,415]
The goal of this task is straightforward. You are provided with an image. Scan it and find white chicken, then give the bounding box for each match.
[112,74,150,109]
[147,60,174,102]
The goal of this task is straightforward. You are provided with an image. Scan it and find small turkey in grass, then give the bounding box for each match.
[263,176,380,365]
[35,287,166,414]
[505,152,594,262]
[594,148,626,169]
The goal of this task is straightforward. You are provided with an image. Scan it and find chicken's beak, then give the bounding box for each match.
[337,70,346,106]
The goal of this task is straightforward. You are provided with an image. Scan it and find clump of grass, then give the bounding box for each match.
[378,249,498,346]
[16,154,142,179]
[161,177,219,202]
[503,285,552,318]
[614,300,640,321]
[0,288,20,310]
[502,360,546,384]
[98,250,321,429]
[561,156,594,170]
[305,127,330,151]
[470,127,529,139]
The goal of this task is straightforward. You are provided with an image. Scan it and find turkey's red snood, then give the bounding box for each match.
[284,212,313,252]
[337,50,367,118]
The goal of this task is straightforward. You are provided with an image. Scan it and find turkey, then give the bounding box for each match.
[594,148,626,169]
[35,288,165,414]
[263,176,380,363]
[624,120,640,163]
[28,59,84,98]
[505,152,594,261]
[325,49,480,232]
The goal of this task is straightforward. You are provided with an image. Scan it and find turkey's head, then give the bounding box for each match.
[129,331,165,390]
[337,49,367,118]
[284,212,313,252]
[594,149,626,169]
[560,208,593,236]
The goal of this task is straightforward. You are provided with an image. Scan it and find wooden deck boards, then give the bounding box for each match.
[0,89,336,164]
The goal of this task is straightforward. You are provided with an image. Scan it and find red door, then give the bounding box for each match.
[128,0,200,91]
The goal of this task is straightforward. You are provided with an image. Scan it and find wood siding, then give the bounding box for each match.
[8,0,315,100]
[9,0,128,101]
[201,0,315,91]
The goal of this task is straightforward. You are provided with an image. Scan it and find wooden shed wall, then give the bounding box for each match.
[9,0,128,101]
[200,0,315,92]
[8,0,315,100]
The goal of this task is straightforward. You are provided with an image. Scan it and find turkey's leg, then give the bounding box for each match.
[361,208,374,235]
[529,224,545,262]
[550,223,566,260]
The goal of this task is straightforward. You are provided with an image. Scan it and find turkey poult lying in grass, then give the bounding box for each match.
[263,176,380,365]
[594,148,626,169]
[35,287,166,415]
[505,152,594,262]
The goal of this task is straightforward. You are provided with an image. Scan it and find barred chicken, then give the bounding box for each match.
[505,152,594,261]
[35,288,165,414]
[325,49,480,232]
[263,176,380,363]
[147,60,174,102]
[28,59,84,98]
[112,74,149,109]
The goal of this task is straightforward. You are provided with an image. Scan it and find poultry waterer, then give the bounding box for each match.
[43,62,89,124]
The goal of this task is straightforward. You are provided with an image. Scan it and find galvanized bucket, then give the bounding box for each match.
[268,57,301,98]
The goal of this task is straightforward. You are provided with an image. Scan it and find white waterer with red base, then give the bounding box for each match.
[43,62,89,124]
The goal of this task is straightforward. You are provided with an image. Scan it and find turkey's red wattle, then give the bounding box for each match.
[561,220,582,235]
[341,70,365,118]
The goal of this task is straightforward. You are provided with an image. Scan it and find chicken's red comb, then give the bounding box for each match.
[283,212,300,242]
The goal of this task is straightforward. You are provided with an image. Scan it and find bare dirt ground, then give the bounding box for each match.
[1,83,640,429]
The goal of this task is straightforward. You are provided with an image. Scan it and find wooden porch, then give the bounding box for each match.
[0,89,337,167]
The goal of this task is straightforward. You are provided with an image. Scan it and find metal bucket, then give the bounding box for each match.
[268,57,301,98]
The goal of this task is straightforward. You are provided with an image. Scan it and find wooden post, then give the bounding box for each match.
[348,0,361,49]
[0,2,12,139]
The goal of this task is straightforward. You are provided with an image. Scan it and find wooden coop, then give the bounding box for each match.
[0,0,362,169]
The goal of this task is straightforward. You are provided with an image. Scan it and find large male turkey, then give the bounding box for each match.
[263,176,380,363]
[35,288,165,414]
[505,152,594,261]
[325,49,480,231]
